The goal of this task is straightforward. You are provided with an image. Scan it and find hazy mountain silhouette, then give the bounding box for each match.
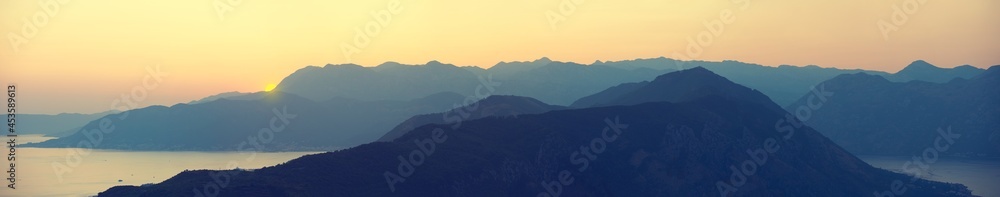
[24,92,465,151]
[571,67,782,113]
[273,57,971,109]
[593,58,891,106]
[276,59,673,107]
[98,69,971,197]
[277,61,482,103]
[187,91,256,104]
[786,65,1000,157]
[886,60,985,83]
[494,61,673,105]
[571,81,649,108]
[18,111,118,137]
[377,95,566,142]
[487,57,554,78]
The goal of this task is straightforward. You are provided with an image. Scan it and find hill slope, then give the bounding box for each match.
[785,65,1000,157]
[25,92,465,151]
[377,95,565,142]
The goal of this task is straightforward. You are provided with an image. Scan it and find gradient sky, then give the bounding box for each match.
[1,0,998,114]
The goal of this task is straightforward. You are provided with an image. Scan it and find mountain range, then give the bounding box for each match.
[885,60,985,83]
[98,68,973,197]
[26,58,989,152]
[786,65,1000,157]
[17,111,119,137]
[25,92,465,151]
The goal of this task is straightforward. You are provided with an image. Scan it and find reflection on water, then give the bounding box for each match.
[3,135,320,197]
[860,155,1000,197]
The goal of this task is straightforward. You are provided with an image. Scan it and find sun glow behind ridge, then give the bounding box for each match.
[265,84,278,92]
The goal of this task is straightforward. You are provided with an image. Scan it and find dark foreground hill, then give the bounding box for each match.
[98,98,972,197]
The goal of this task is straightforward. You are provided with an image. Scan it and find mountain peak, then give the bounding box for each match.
[651,66,718,81]
[426,60,444,65]
[476,95,545,106]
[977,65,1000,79]
[890,60,986,83]
[899,60,939,73]
[376,61,405,67]
[681,66,711,73]
[576,67,783,112]
[322,63,363,68]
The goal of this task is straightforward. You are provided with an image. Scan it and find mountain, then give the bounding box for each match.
[98,69,971,197]
[594,58,890,106]
[570,67,782,113]
[17,111,118,136]
[188,91,256,104]
[493,62,674,105]
[274,58,981,109]
[24,92,465,151]
[275,60,673,106]
[377,95,566,142]
[887,60,985,83]
[487,57,554,78]
[570,81,649,108]
[276,61,482,103]
[785,65,1000,157]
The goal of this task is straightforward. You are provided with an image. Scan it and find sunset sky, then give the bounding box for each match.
[1,0,998,114]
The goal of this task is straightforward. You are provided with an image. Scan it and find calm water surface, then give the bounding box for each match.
[860,155,1000,197]
[2,135,319,197]
[5,135,997,196]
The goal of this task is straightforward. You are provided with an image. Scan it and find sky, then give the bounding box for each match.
[1,0,998,114]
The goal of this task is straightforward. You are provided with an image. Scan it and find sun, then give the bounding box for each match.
[265,83,278,92]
